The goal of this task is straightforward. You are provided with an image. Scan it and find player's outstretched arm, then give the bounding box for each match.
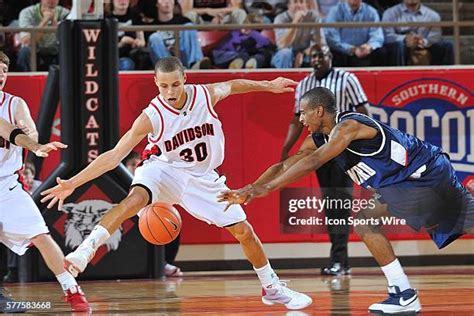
[206,77,298,105]
[40,113,153,210]
[218,135,316,206]
[221,120,376,206]
[0,117,67,157]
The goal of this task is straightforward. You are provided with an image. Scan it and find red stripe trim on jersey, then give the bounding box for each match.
[201,85,218,119]
[189,85,197,111]
[157,95,180,115]
[7,96,15,124]
[15,149,28,192]
[149,101,165,144]
[0,92,5,106]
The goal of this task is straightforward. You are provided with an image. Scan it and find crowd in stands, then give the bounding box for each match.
[0,0,456,70]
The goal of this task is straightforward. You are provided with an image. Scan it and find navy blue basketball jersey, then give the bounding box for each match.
[312,112,443,189]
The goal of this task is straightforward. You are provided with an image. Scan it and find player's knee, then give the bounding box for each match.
[353,212,371,236]
[30,233,51,246]
[121,191,149,212]
[227,221,257,243]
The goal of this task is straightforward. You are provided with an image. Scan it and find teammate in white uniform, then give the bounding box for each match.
[41,56,313,310]
[0,51,90,313]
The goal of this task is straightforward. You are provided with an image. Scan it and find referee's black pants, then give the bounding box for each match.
[316,160,353,268]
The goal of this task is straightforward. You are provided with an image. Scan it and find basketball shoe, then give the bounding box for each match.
[321,262,352,276]
[64,246,95,277]
[0,288,26,313]
[65,285,91,312]
[368,286,421,314]
[262,280,312,310]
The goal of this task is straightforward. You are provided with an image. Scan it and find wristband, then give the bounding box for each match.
[9,128,26,145]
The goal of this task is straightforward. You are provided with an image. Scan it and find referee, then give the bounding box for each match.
[281,44,369,276]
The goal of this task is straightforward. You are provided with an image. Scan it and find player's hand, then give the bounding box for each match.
[268,77,298,93]
[218,184,270,211]
[40,177,75,210]
[33,141,67,158]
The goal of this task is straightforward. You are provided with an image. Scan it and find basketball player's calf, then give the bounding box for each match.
[64,187,150,276]
[226,221,312,310]
[30,234,90,312]
[354,202,421,314]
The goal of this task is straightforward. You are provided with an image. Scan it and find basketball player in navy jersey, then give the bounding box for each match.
[219,87,474,314]
[41,57,313,310]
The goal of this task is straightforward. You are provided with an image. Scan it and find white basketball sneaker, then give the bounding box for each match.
[262,280,313,310]
[64,246,95,277]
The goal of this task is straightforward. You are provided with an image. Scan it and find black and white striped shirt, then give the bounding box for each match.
[294,69,368,114]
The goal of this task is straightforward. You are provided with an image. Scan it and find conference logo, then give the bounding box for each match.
[373,78,474,179]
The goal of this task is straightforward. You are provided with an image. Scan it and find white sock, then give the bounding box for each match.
[80,225,110,251]
[56,271,78,292]
[381,259,411,292]
[254,262,278,288]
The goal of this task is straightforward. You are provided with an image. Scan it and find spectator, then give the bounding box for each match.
[136,0,181,22]
[22,159,42,193]
[180,0,247,25]
[365,0,401,17]
[324,0,385,67]
[107,0,147,71]
[212,16,276,69]
[317,0,339,17]
[17,0,69,72]
[272,0,326,68]
[382,0,454,65]
[122,151,183,277]
[145,0,211,69]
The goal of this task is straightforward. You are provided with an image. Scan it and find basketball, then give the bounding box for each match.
[138,202,182,245]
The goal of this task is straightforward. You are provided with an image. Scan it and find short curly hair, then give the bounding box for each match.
[0,51,10,68]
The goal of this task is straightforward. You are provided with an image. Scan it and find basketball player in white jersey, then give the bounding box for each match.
[0,51,90,312]
[41,56,313,310]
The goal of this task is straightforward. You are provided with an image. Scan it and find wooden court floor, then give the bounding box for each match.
[2,265,473,315]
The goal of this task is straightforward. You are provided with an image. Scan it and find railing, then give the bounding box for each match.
[1,0,472,71]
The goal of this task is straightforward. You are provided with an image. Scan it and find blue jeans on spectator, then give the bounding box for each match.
[17,46,58,72]
[119,57,135,71]
[384,40,454,66]
[212,51,268,68]
[147,25,203,68]
[271,48,294,68]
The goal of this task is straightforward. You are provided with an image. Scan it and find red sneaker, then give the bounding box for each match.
[65,285,91,312]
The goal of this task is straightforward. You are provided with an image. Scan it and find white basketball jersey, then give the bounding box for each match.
[142,84,225,176]
[0,92,23,177]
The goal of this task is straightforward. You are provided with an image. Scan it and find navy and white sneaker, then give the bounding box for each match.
[369,286,421,314]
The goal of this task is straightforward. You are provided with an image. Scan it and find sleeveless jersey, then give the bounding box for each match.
[312,112,443,189]
[0,92,23,177]
[141,84,225,177]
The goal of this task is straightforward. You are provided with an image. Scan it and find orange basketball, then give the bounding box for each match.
[138,202,182,245]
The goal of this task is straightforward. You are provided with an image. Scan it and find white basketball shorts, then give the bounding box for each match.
[132,160,246,227]
[0,175,49,255]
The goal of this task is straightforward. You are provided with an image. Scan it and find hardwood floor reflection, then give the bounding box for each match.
[3,265,473,315]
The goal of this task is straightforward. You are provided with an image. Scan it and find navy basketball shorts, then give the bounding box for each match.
[377,154,474,249]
